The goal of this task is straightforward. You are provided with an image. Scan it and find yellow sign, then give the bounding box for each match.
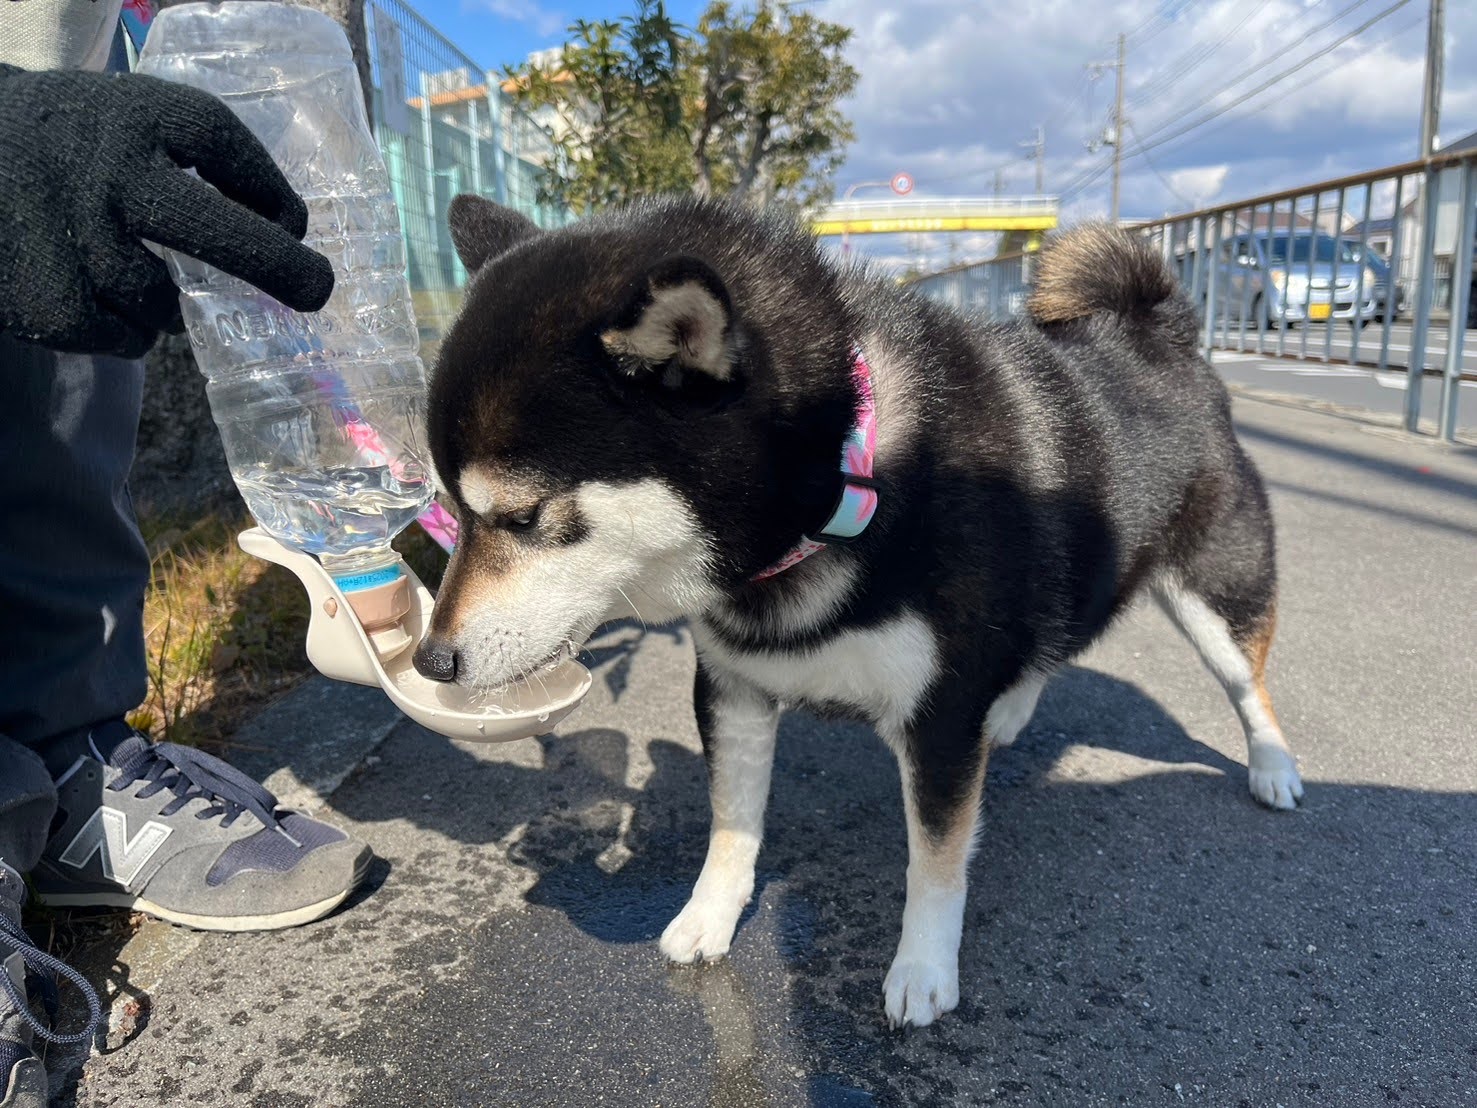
[811,215,1058,236]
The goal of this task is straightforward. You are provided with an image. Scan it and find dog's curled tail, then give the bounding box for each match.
[1026,223,1193,340]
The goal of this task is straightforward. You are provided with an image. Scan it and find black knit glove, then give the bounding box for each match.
[0,64,335,359]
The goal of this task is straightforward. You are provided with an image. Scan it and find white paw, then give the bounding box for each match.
[660,896,744,964]
[985,674,1046,747]
[883,957,959,1029]
[1248,744,1304,810]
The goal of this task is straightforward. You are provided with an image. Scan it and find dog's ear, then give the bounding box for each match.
[601,257,737,386]
[448,194,539,272]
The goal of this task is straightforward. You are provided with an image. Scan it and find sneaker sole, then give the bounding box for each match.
[35,888,353,932]
[37,848,374,933]
[3,1056,48,1108]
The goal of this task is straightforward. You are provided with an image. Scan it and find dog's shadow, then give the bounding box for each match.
[513,664,1243,948]
[171,637,1472,1108]
[497,665,1474,1106]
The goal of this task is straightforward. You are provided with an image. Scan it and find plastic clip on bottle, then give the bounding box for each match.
[136,2,589,741]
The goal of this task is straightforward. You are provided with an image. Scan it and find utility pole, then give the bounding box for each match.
[1418,0,1444,158]
[1088,34,1127,223]
[1406,0,1446,433]
[993,168,1005,196]
[1019,125,1045,195]
[1110,33,1126,223]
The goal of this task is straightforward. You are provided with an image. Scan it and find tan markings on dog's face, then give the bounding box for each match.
[457,467,499,517]
[429,476,720,689]
[456,464,546,523]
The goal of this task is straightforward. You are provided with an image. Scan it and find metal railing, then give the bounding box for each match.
[816,196,1060,220]
[906,151,1477,442]
[907,251,1033,323]
[365,0,571,353]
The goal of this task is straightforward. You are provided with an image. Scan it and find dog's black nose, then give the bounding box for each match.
[413,637,458,683]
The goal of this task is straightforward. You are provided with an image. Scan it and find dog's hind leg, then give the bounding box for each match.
[883,690,992,1029]
[661,661,779,964]
[1153,463,1303,809]
[985,669,1049,746]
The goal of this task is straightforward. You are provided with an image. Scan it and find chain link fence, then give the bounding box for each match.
[365,0,570,354]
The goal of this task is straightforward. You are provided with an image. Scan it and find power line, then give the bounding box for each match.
[925,69,1095,191]
[1136,0,1363,116]
[1131,0,1411,156]
[1124,120,1195,207]
[1134,0,1379,141]
[1123,4,1168,41]
[1060,8,1423,206]
[1133,9,1425,158]
[1126,0,1203,49]
[1133,0,1283,104]
[1042,70,1095,139]
[1057,151,1116,203]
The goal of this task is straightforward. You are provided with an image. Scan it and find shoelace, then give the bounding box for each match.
[108,740,285,836]
[0,911,102,1046]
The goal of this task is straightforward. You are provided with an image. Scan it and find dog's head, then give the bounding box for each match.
[414,195,857,689]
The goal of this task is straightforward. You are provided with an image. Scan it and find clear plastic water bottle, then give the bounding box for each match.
[137,2,433,646]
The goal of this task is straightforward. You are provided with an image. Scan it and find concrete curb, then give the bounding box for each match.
[1224,383,1477,449]
[224,676,408,814]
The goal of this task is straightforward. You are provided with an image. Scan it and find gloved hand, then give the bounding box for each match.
[0,64,336,359]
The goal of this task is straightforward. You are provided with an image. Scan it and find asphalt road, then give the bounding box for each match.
[1213,353,1477,437]
[56,395,1477,1108]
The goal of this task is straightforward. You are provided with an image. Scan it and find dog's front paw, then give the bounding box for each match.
[1248,743,1304,810]
[883,956,959,1029]
[660,896,743,964]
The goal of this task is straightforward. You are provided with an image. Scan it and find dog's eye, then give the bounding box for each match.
[502,504,540,531]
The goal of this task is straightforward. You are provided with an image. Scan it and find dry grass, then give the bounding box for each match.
[130,510,448,751]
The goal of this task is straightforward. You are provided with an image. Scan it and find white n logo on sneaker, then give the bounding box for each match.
[58,808,172,885]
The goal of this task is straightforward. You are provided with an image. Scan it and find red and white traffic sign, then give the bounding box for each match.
[890,172,914,196]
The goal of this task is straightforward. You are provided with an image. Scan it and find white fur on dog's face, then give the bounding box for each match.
[441,476,719,689]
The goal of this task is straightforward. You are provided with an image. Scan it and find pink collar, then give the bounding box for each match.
[753,347,880,582]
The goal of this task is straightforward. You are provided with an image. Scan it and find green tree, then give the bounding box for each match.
[690,2,857,209]
[508,0,691,213]
[505,0,857,213]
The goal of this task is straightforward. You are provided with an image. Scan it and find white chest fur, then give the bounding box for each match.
[692,610,938,738]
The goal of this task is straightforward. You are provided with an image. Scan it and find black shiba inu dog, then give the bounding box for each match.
[415,195,1302,1028]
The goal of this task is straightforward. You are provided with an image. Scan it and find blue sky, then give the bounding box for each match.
[409,0,706,67]
[402,0,1477,271]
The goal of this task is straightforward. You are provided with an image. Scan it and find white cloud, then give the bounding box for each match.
[816,0,1477,269]
[1167,163,1228,206]
[471,0,566,38]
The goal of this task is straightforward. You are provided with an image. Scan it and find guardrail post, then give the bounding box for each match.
[1378,174,1405,374]
[1350,182,1372,367]
[1276,199,1296,357]
[1325,186,1346,364]
[1406,167,1441,431]
[1204,212,1223,363]
[1299,190,1321,361]
[1439,161,1475,441]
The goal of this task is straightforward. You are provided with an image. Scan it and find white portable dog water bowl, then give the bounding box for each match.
[239,528,592,743]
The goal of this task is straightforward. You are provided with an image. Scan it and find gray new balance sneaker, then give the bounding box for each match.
[31,723,372,931]
[1,862,101,1108]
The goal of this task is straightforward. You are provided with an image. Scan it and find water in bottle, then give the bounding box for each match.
[137,2,433,634]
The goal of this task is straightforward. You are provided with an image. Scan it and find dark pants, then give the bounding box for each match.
[0,335,149,870]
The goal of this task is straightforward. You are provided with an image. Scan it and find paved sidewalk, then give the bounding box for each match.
[53,394,1477,1107]
[1215,351,1477,437]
